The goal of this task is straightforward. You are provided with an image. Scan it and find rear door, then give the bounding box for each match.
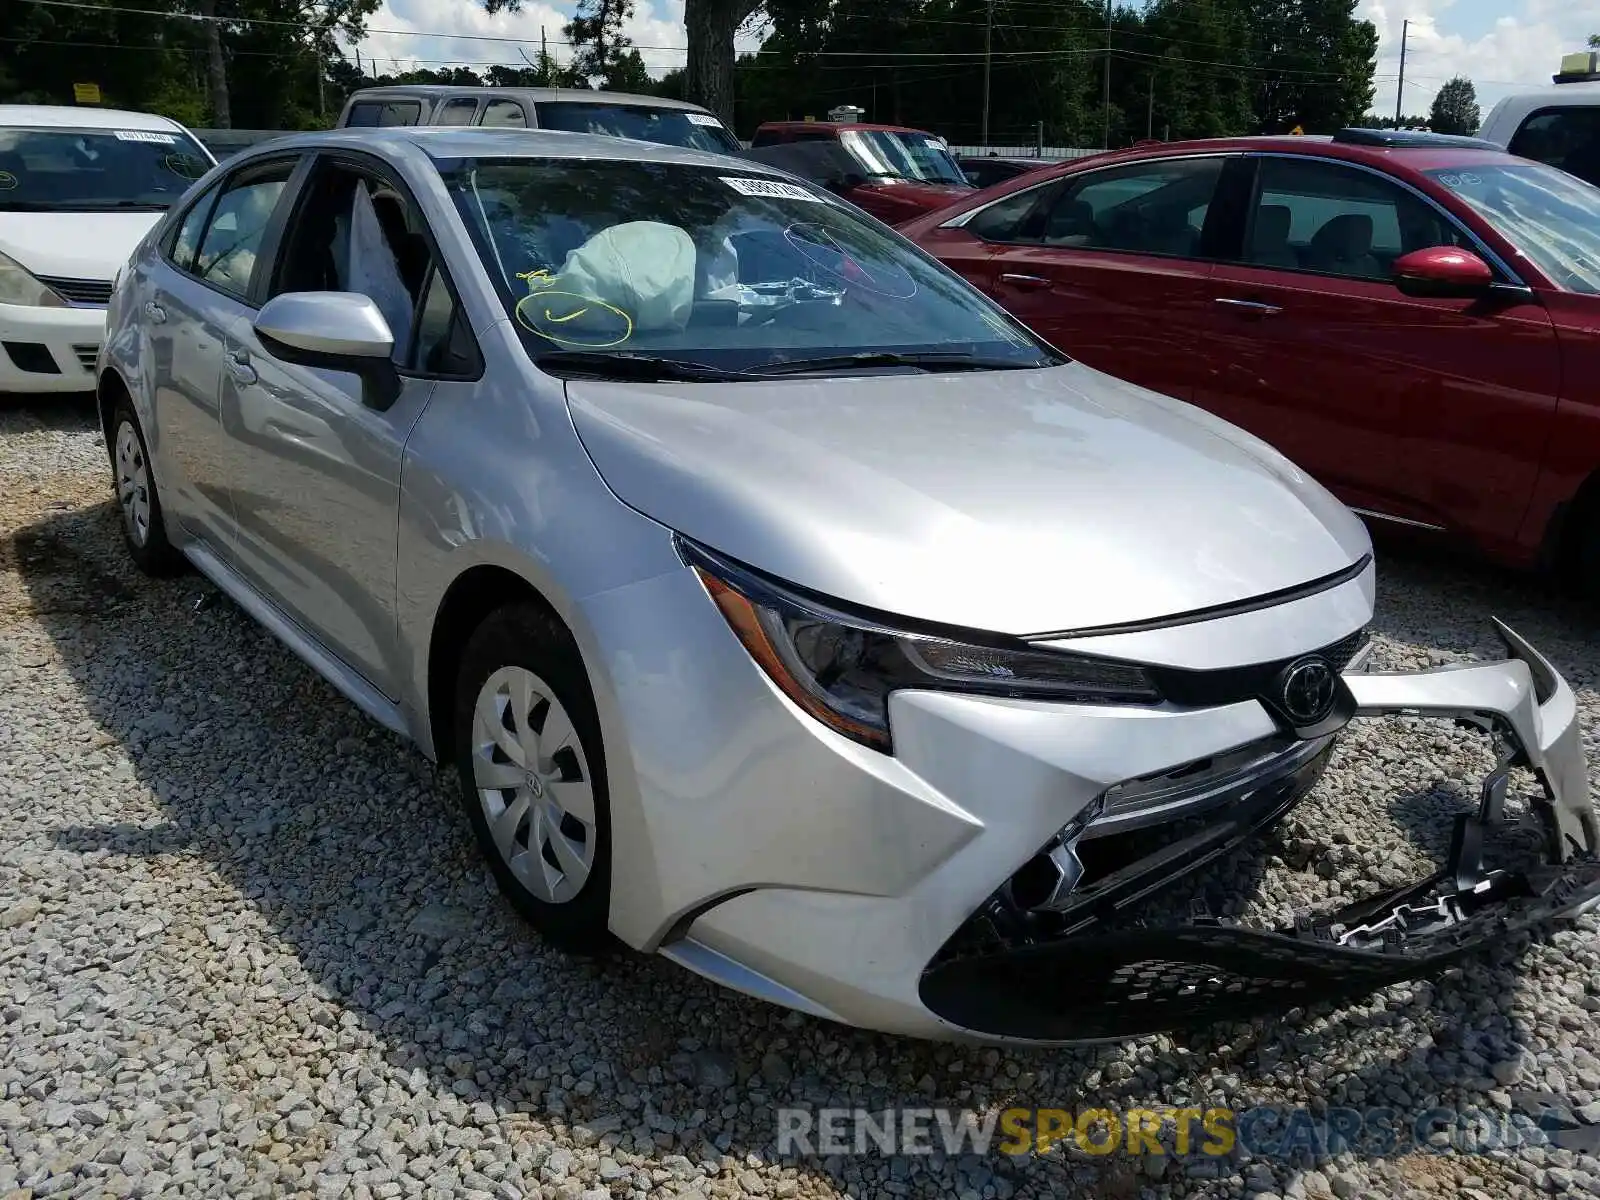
[1193,154,1561,547]
[971,154,1235,401]
[140,155,303,552]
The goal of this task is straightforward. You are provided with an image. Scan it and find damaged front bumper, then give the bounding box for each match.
[919,620,1600,1042]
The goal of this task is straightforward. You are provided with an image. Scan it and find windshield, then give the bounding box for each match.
[443,158,1055,374]
[839,130,968,186]
[0,127,211,211]
[533,103,741,155]
[1428,164,1600,295]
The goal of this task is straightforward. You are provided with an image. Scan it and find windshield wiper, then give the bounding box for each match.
[750,351,1051,377]
[533,350,754,383]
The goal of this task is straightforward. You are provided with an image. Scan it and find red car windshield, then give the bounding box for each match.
[838,130,967,187]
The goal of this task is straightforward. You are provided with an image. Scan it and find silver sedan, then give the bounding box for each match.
[97,127,1600,1043]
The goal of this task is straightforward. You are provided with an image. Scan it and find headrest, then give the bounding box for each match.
[1310,213,1373,259]
[1253,204,1292,247]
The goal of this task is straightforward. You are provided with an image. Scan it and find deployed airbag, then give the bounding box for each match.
[555,221,696,335]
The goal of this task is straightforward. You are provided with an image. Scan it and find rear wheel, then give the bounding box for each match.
[452,603,612,952]
[110,402,184,577]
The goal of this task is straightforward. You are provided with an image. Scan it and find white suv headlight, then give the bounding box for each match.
[0,250,66,307]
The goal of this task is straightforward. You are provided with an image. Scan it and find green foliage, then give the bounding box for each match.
[1428,76,1479,136]
[0,0,382,128]
[743,0,1377,144]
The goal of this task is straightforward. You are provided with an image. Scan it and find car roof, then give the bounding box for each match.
[346,86,716,115]
[240,126,767,172]
[0,104,188,132]
[757,121,937,137]
[1029,133,1526,174]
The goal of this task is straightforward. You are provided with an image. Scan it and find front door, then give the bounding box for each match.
[217,153,475,699]
[1193,154,1562,546]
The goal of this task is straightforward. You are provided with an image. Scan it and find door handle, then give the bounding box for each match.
[225,349,257,386]
[998,272,1051,290]
[1213,297,1282,317]
[143,301,167,324]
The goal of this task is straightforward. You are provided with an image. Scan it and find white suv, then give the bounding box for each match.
[1478,52,1600,187]
[0,105,213,394]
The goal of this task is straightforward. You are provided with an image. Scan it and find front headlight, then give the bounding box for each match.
[683,539,1161,751]
[0,250,66,307]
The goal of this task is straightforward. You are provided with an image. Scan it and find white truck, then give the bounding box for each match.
[1478,51,1600,187]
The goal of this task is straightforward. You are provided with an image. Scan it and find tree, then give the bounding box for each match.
[563,0,636,88]
[1429,75,1480,135]
[684,0,765,126]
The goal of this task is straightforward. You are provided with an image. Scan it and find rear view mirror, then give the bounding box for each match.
[254,291,401,409]
[1392,246,1494,299]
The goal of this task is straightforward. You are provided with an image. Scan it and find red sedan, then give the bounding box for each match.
[901,128,1600,588]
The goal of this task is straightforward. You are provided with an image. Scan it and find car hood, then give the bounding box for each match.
[0,210,164,280]
[566,362,1370,636]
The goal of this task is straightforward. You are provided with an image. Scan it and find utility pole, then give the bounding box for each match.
[1146,70,1154,139]
[1101,0,1112,149]
[541,25,549,86]
[981,0,993,147]
[1394,19,1409,127]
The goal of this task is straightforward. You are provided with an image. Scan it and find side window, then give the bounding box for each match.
[1509,108,1600,187]
[1244,157,1465,281]
[480,100,528,129]
[267,158,477,375]
[436,98,478,126]
[966,183,1059,243]
[411,266,479,377]
[345,100,421,128]
[169,184,220,272]
[1034,158,1224,257]
[190,162,295,298]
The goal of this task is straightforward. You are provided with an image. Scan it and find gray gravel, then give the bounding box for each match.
[2,396,1599,1200]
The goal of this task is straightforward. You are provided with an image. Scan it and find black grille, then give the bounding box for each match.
[1149,626,1370,708]
[72,344,99,373]
[2,341,59,374]
[38,275,113,306]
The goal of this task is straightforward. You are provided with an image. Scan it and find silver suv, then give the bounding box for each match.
[335,85,741,156]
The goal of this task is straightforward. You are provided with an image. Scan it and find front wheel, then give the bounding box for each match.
[109,402,184,577]
[452,603,612,953]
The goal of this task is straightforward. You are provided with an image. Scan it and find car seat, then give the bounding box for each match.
[1304,213,1381,279]
[1249,204,1300,269]
[1042,199,1095,244]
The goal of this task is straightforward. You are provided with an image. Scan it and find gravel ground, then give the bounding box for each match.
[2,395,1599,1200]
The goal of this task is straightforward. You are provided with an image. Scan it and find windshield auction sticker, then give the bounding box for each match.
[686,112,725,127]
[721,176,824,202]
[114,130,178,144]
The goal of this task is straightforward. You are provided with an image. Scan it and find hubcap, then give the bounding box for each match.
[114,421,151,546]
[471,665,596,904]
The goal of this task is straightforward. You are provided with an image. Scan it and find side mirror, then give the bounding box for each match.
[1392,246,1494,299]
[253,291,401,409]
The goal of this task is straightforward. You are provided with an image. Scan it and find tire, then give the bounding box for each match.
[109,400,185,577]
[452,602,613,953]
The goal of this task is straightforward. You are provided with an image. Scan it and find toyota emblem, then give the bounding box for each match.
[1280,656,1337,725]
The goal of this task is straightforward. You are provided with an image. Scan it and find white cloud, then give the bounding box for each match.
[1360,0,1592,121]
[348,0,764,80]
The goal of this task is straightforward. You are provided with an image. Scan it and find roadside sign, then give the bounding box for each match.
[73,82,101,104]
[1289,124,1305,135]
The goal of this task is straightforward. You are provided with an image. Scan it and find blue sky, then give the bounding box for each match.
[350,0,1593,127]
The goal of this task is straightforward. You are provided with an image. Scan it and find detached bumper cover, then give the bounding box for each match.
[919,620,1600,1041]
